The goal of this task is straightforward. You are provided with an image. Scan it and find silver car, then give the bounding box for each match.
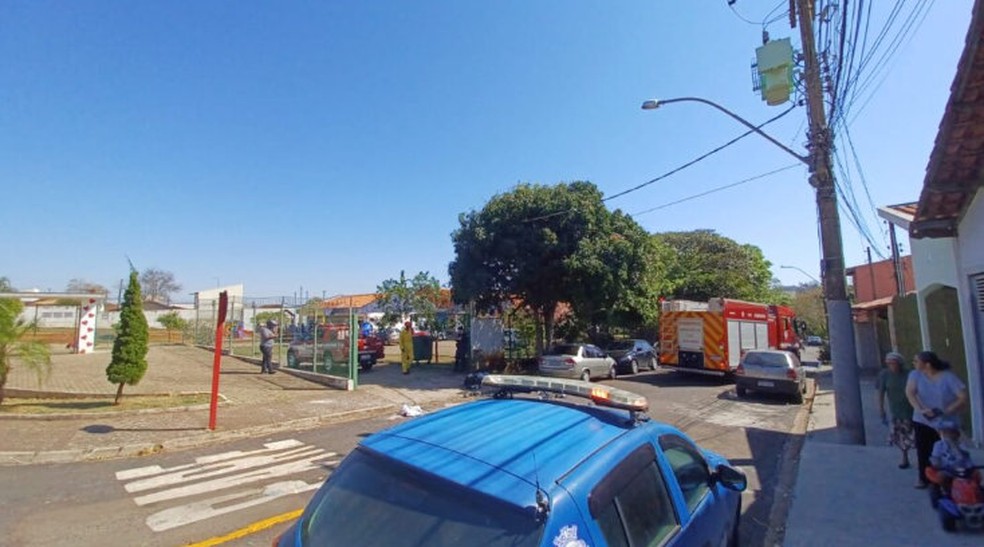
[538,343,618,382]
[734,349,806,403]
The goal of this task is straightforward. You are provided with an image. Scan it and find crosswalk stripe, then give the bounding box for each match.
[123,446,327,493]
[133,454,337,506]
[146,479,321,532]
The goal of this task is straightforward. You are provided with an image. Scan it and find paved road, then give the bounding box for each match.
[0,367,804,546]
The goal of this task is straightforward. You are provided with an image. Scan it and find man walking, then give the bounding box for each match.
[259,319,278,374]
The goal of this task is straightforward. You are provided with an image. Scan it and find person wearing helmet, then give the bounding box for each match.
[259,319,279,374]
[399,321,414,375]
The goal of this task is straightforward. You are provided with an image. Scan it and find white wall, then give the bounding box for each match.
[910,236,960,348]
[955,190,984,445]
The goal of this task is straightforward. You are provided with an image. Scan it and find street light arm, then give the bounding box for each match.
[642,97,809,165]
[780,265,820,284]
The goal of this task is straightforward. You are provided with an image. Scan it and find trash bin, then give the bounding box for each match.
[412,334,433,364]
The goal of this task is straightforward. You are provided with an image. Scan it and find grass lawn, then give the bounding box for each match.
[0,393,212,415]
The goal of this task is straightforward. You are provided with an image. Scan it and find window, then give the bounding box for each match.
[300,449,543,547]
[659,436,711,513]
[590,444,678,547]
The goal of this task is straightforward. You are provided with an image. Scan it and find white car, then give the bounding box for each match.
[538,343,618,381]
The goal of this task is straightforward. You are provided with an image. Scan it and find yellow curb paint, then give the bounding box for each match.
[186,509,303,547]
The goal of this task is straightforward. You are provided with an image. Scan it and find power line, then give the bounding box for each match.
[630,164,801,217]
[603,103,797,203]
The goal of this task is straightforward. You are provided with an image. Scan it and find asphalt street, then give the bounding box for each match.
[0,359,806,547]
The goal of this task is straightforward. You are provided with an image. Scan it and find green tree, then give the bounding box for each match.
[790,283,827,338]
[0,294,52,405]
[376,271,441,328]
[157,311,189,343]
[106,271,149,404]
[449,181,665,350]
[654,230,777,303]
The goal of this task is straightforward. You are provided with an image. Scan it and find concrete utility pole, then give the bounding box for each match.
[795,0,865,444]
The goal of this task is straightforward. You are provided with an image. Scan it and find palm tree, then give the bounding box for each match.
[0,296,51,405]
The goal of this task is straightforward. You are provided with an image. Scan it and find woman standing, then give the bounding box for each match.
[905,351,968,488]
[876,352,913,469]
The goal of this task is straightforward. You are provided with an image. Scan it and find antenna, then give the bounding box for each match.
[532,452,549,520]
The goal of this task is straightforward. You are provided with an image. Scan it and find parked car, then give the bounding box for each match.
[735,349,806,403]
[538,343,618,381]
[286,328,380,372]
[805,335,823,346]
[605,339,658,374]
[274,375,747,547]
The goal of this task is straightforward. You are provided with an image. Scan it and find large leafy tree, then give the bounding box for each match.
[0,279,52,405]
[790,283,827,337]
[654,230,777,303]
[139,268,181,304]
[450,181,662,350]
[106,271,149,404]
[376,270,441,327]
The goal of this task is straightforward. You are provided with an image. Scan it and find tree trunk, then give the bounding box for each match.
[114,382,125,405]
[544,303,557,348]
[0,366,7,405]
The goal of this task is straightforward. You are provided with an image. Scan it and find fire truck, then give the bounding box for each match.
[658,298,801,376]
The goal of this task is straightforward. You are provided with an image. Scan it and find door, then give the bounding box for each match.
[727,320,741,369]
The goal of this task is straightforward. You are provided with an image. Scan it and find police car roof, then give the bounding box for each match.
[360,397,679,508]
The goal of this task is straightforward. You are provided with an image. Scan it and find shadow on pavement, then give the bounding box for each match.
[615,369,732,388]
[82,424,207,434]
[738,426,803,546]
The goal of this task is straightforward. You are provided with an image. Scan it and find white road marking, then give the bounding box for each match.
[124,446,327,493]
[132,453,336,505]
[145,479,323,532]
[115,439,337,532]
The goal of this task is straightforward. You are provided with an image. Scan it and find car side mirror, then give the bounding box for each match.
[714,464,747,492]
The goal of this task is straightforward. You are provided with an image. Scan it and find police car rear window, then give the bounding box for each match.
[300,448,543,547]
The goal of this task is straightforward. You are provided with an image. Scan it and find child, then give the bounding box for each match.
[929,418,973,472]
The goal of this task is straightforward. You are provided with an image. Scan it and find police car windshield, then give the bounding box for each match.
[300,449,543,547]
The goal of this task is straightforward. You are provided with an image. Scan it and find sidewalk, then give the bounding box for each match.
[0,345,469,465]
[784,369,984,545]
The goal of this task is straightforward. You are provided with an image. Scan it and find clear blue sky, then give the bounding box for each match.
[1,1,972,301]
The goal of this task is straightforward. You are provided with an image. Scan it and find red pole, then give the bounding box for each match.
[208,291,228,431]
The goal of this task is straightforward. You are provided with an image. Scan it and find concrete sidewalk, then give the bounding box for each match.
[0,345,469,465]
[784,370,984,545]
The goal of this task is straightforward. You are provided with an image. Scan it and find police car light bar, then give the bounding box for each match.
[481,375,649,412]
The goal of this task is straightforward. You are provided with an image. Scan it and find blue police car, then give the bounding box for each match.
[275,375,747,546]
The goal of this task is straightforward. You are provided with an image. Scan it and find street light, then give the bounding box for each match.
[780,264,820,284]
[643,93,866,445]
[641,97,808,165]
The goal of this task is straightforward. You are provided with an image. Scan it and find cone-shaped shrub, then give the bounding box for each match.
[106,270,149,404]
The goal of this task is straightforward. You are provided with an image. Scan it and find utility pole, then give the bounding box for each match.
[795,0,865,444]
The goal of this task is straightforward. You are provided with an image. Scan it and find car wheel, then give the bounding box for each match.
[792,389,804,405]
[630,359,639,375]
[287,350,298,369]
[940,507,957,532]
[736,385,747,398]
[609,364,617,380]
[581,370,591,382]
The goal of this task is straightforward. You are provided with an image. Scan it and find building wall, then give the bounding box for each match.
[955,190,984,444]
[848,256,915,303]
[910,236,960,348]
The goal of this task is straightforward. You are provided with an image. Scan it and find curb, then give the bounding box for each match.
[762,377,817,547]
[0,404,397,466]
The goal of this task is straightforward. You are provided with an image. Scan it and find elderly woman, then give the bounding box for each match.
[876,352,914,469]
[905,351,968,489]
